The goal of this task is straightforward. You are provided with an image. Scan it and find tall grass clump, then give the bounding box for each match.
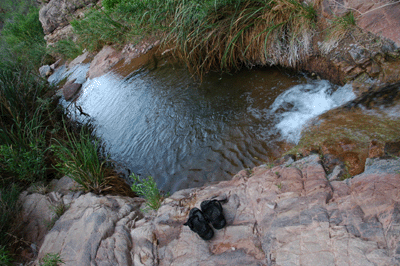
[1,7,47,66]
[321,11,357,54]
[0,65,53,184]
[0,184,21,264]
[48,38,84,61]
[70,0,316,75]
[70,8,130,52]
[52,126,114,194]
[169,0,317,76]
[130,174,166,211]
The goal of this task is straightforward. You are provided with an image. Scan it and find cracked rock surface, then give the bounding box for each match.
[35,155,400,265]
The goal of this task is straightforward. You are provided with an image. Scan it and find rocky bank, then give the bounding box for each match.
[19,155,400,265]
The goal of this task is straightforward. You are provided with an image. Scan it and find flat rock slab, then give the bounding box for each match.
[37,155,400,265]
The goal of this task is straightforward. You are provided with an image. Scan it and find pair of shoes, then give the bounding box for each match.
[183,199,227,240]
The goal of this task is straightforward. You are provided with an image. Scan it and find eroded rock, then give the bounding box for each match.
[35,155,400,265]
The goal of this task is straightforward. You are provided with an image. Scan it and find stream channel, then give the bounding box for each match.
[50,56,356,193]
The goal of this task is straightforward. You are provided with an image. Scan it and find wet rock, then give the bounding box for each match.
[39,65,53,78]
[349,46,370,65]
[384,140,400,157]
[87,46,123,79]
[68,51,91,69]
[62,81,82,101]
[50,59,62,70]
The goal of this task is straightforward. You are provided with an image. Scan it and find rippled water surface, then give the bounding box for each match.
[51,57,355,192]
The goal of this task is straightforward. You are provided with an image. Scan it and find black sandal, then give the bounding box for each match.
[184,207,214,240]
[200,199,226,230]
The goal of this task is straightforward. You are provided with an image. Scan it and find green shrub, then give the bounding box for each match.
[71,0,316,75]
[130,174,166,211]
[0,143,46,183]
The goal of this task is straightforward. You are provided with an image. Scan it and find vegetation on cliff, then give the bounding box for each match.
[62,0,317,76]
[0,1,119,263]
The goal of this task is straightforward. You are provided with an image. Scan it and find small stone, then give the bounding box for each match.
[39,65,53,78]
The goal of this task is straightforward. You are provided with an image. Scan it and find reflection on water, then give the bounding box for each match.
[51,58,355,192]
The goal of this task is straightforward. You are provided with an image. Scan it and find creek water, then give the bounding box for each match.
[50,57,356,193]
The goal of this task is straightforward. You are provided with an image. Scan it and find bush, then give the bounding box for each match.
[130,174,166,211]
[0,142,46,183]
[102,0,123,10]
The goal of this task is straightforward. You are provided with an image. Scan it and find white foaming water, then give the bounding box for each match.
[270,80,356,144]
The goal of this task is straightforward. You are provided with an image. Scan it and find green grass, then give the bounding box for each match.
[69,0,317,76]
[321,11,357,54]
[0,245,13,266]
[1,7,47,67]
[48,38,84,61]
[39,253,64,266]
[51,125,114,194]
[130,174,166,211]
[46,202,68,230]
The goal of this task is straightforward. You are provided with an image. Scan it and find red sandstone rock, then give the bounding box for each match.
[86,46,123,79]
[32,155,400,265]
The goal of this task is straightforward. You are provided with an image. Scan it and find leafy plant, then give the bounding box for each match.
[71,8,129,52]
[39,253,64,266]
[0,143,46,183]
[130,174,166,211]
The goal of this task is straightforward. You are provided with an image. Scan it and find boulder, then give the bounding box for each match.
[39,65,53,78]
[63,81,82,101]
[36,155,400,265]
[86,46,123,79]
[39,0,98,35]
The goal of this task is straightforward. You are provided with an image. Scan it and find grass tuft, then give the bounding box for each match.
[321,11,357,54]
[39,253,64,266]
[51,125,114,194]
[70,0,317,76]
